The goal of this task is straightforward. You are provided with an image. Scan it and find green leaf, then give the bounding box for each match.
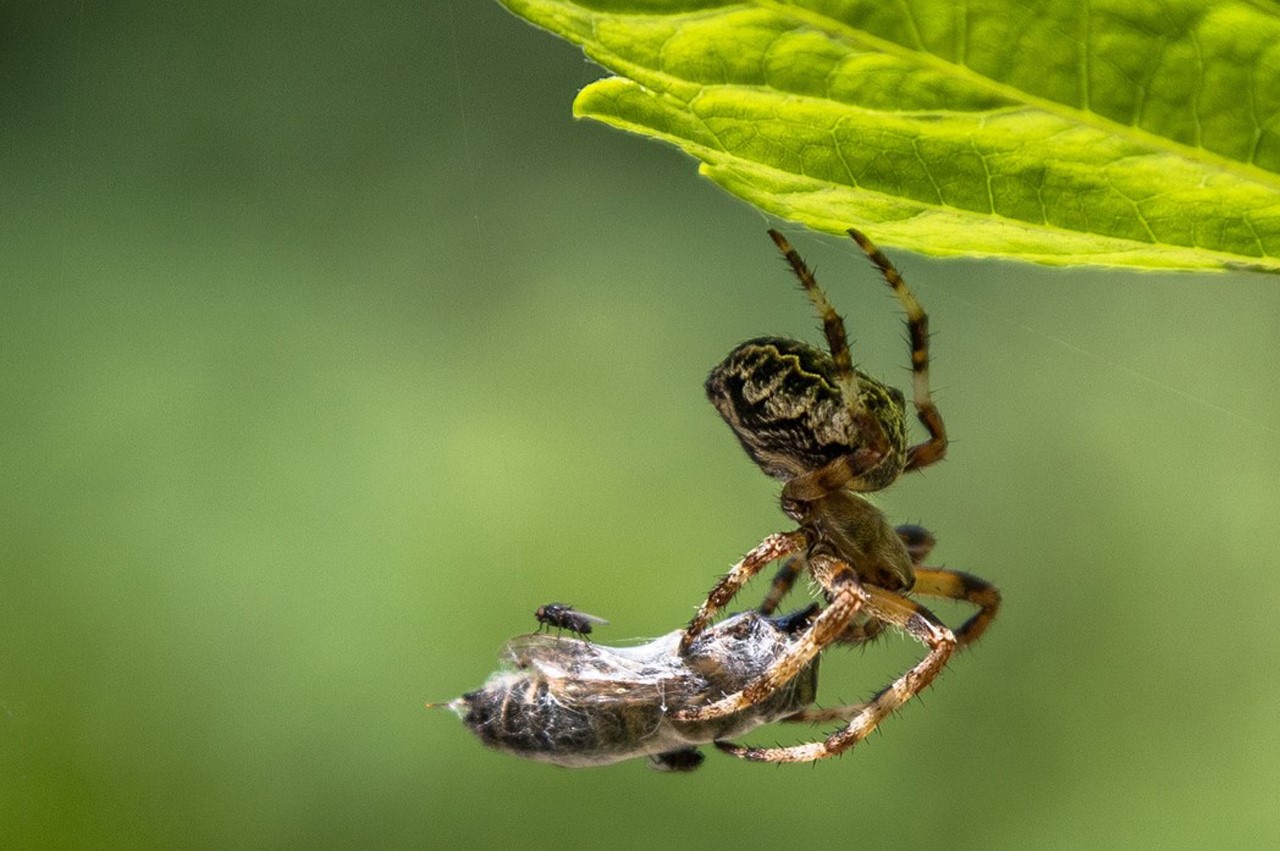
[498,0,1280,271]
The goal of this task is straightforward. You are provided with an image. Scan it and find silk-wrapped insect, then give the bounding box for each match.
[436,608,851,771]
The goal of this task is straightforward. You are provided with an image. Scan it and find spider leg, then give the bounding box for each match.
[846,228,947,473]
[716,586,955,763]
[767,231,859,405]
[758,555,805,615]
[779,701,870,724]
[759,555,889,645]
[894,523,936,564]
[679,531,807,651]
[910,567,1002,648]
[891,524,999,646]
[769,229,891,462]
[781,450,892,503]
[675,555,866,722]
[836,617,888,646]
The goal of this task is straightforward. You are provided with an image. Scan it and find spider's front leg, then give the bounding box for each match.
[675,554,867,722]
[679,531,806,652]
[715,586,956,763]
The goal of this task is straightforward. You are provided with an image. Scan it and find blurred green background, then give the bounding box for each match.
[3,2,1279,848]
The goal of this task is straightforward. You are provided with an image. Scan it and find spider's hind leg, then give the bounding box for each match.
[847,228,947,473]
[767,230,857,398]
[768,229,891,476]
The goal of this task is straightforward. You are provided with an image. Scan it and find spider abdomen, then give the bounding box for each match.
[706,337,908,488]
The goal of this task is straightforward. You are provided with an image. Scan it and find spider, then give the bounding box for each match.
[674,229,1001,764]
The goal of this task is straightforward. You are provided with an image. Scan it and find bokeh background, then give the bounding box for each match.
[4,2,1279,848]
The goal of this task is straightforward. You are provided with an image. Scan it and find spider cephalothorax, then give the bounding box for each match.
[675,229,1000,764]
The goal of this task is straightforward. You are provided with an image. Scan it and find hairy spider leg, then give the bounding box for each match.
[715,584,956,763]
[846,228,947,473]
[894,522,1000,648]
[910,567,1002,648]
[767,230,892,503]
[675,553,869,722]
[758,554,888,650]
[894,523,936,563]
[758,556,805,616]
[679,531,808,651]
[766,230,862,418]
[779,701,871,724]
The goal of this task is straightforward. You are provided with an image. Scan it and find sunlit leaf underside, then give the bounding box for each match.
[499,0,1280,271]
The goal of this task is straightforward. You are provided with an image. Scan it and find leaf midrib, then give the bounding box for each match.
[754,0,1280,192]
